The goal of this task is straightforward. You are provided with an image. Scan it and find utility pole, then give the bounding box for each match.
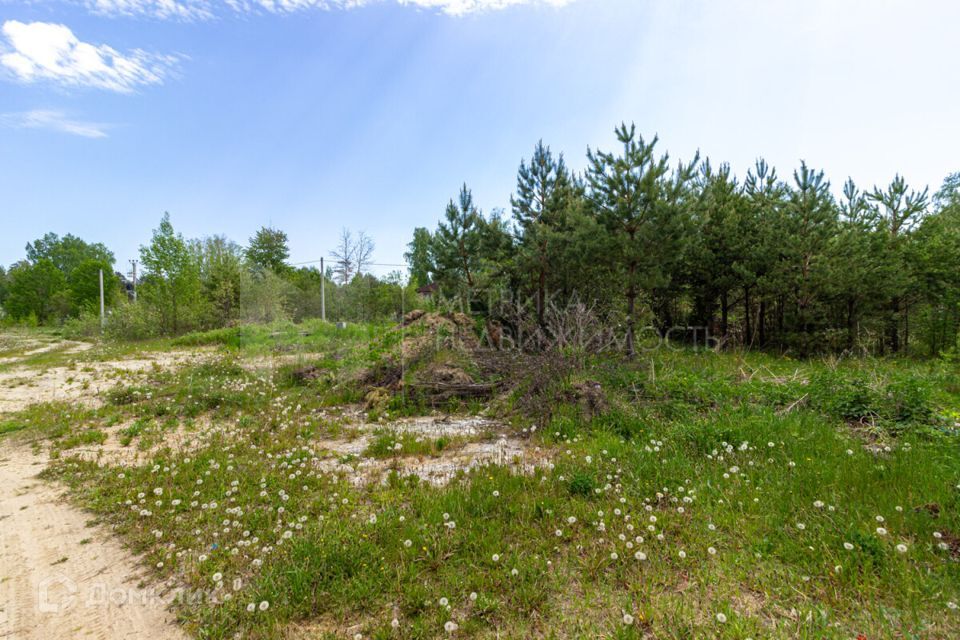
[130,259,138,301]
[320,256,326,322]
[99,269,106,330]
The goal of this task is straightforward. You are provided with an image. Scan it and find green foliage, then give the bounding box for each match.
[6,329,955,639]
[809,367,936,434]
[103,300,164,340]
[4,259,68,322]
[4,233,119,324]
[25,232,114,276]
[810,371,878,422]
[0,265,9,308]
[586,123,698,354]
[407,129,960,358]
[431,185,486,307]
[404,227,434,288]
[196,235,245,326]
[139,213,204,334]
[68,258,119,311]
[238,268,293,324]
[5,129,960,358]
[567,471,595,497]
[245,226,290,273]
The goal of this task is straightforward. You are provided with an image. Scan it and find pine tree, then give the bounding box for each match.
[432,184,484,309]
[783,163,838,352]
[511,141,572,326]
[587,123,696,356]
[867,176,929,352]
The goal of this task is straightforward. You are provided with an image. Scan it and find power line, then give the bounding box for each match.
[289,258,407,268]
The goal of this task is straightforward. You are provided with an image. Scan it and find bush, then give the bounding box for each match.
[61,309,102,339]
[103,302,164,341]
[884,376,934,425]
[809,367,936,433]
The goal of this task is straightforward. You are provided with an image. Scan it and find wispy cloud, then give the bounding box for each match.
[0,20,181,92]
[86,0,215,21]
[83,0,576,20]
[397,0,576,16]
[0,109,112,138]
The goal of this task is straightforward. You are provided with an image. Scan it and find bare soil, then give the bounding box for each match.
[0,350,206,413]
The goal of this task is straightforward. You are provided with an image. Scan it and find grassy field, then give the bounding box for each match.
[3,319,960,639]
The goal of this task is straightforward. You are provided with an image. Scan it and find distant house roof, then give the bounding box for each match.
[416,283,439,295]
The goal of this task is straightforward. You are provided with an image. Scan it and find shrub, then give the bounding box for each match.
[104,302,164,341]
[884,376,934,426]
[61,309,103,339]
[809,370,878,422]
[568,472,595,497]
[809,367,936,434]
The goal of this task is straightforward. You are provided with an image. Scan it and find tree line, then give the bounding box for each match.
[3,122,957,355]
[0,215,411,338]
[407,124,960,356]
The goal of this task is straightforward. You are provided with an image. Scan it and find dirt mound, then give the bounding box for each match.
[359,312,494,407]
[400,311,478,360]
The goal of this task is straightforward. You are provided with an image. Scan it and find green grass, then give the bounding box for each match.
[3,324,958,639]
[363,429,456,458]
[0,420,28,435]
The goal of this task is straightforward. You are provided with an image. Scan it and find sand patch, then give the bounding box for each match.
[0,350,207,414]
[238,352,328,372]
[312,415,548,486]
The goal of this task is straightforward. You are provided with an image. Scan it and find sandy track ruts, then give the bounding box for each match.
[0,448,187,640]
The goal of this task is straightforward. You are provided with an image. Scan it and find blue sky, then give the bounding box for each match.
[1,0,958,276]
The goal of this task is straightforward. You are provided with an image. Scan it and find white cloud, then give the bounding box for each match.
[0,20,180,92]
[83,0,575,19]
[0,109,111,138]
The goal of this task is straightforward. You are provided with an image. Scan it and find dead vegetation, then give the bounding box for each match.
[358,311,611,420]
[362,311,499,408]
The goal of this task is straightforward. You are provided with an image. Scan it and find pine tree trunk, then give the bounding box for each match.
[904,300,909,354]
[720,291,729,343]
[889,296,901,353]
[759,299,767,347]
[744,286,752,347]
[626,260,637,359]
[777,295,785,339]
[537,262,546,328]
[846,297,856,351]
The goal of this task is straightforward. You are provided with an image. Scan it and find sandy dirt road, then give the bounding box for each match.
[0,448,187,640]
[0,335,190,639]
